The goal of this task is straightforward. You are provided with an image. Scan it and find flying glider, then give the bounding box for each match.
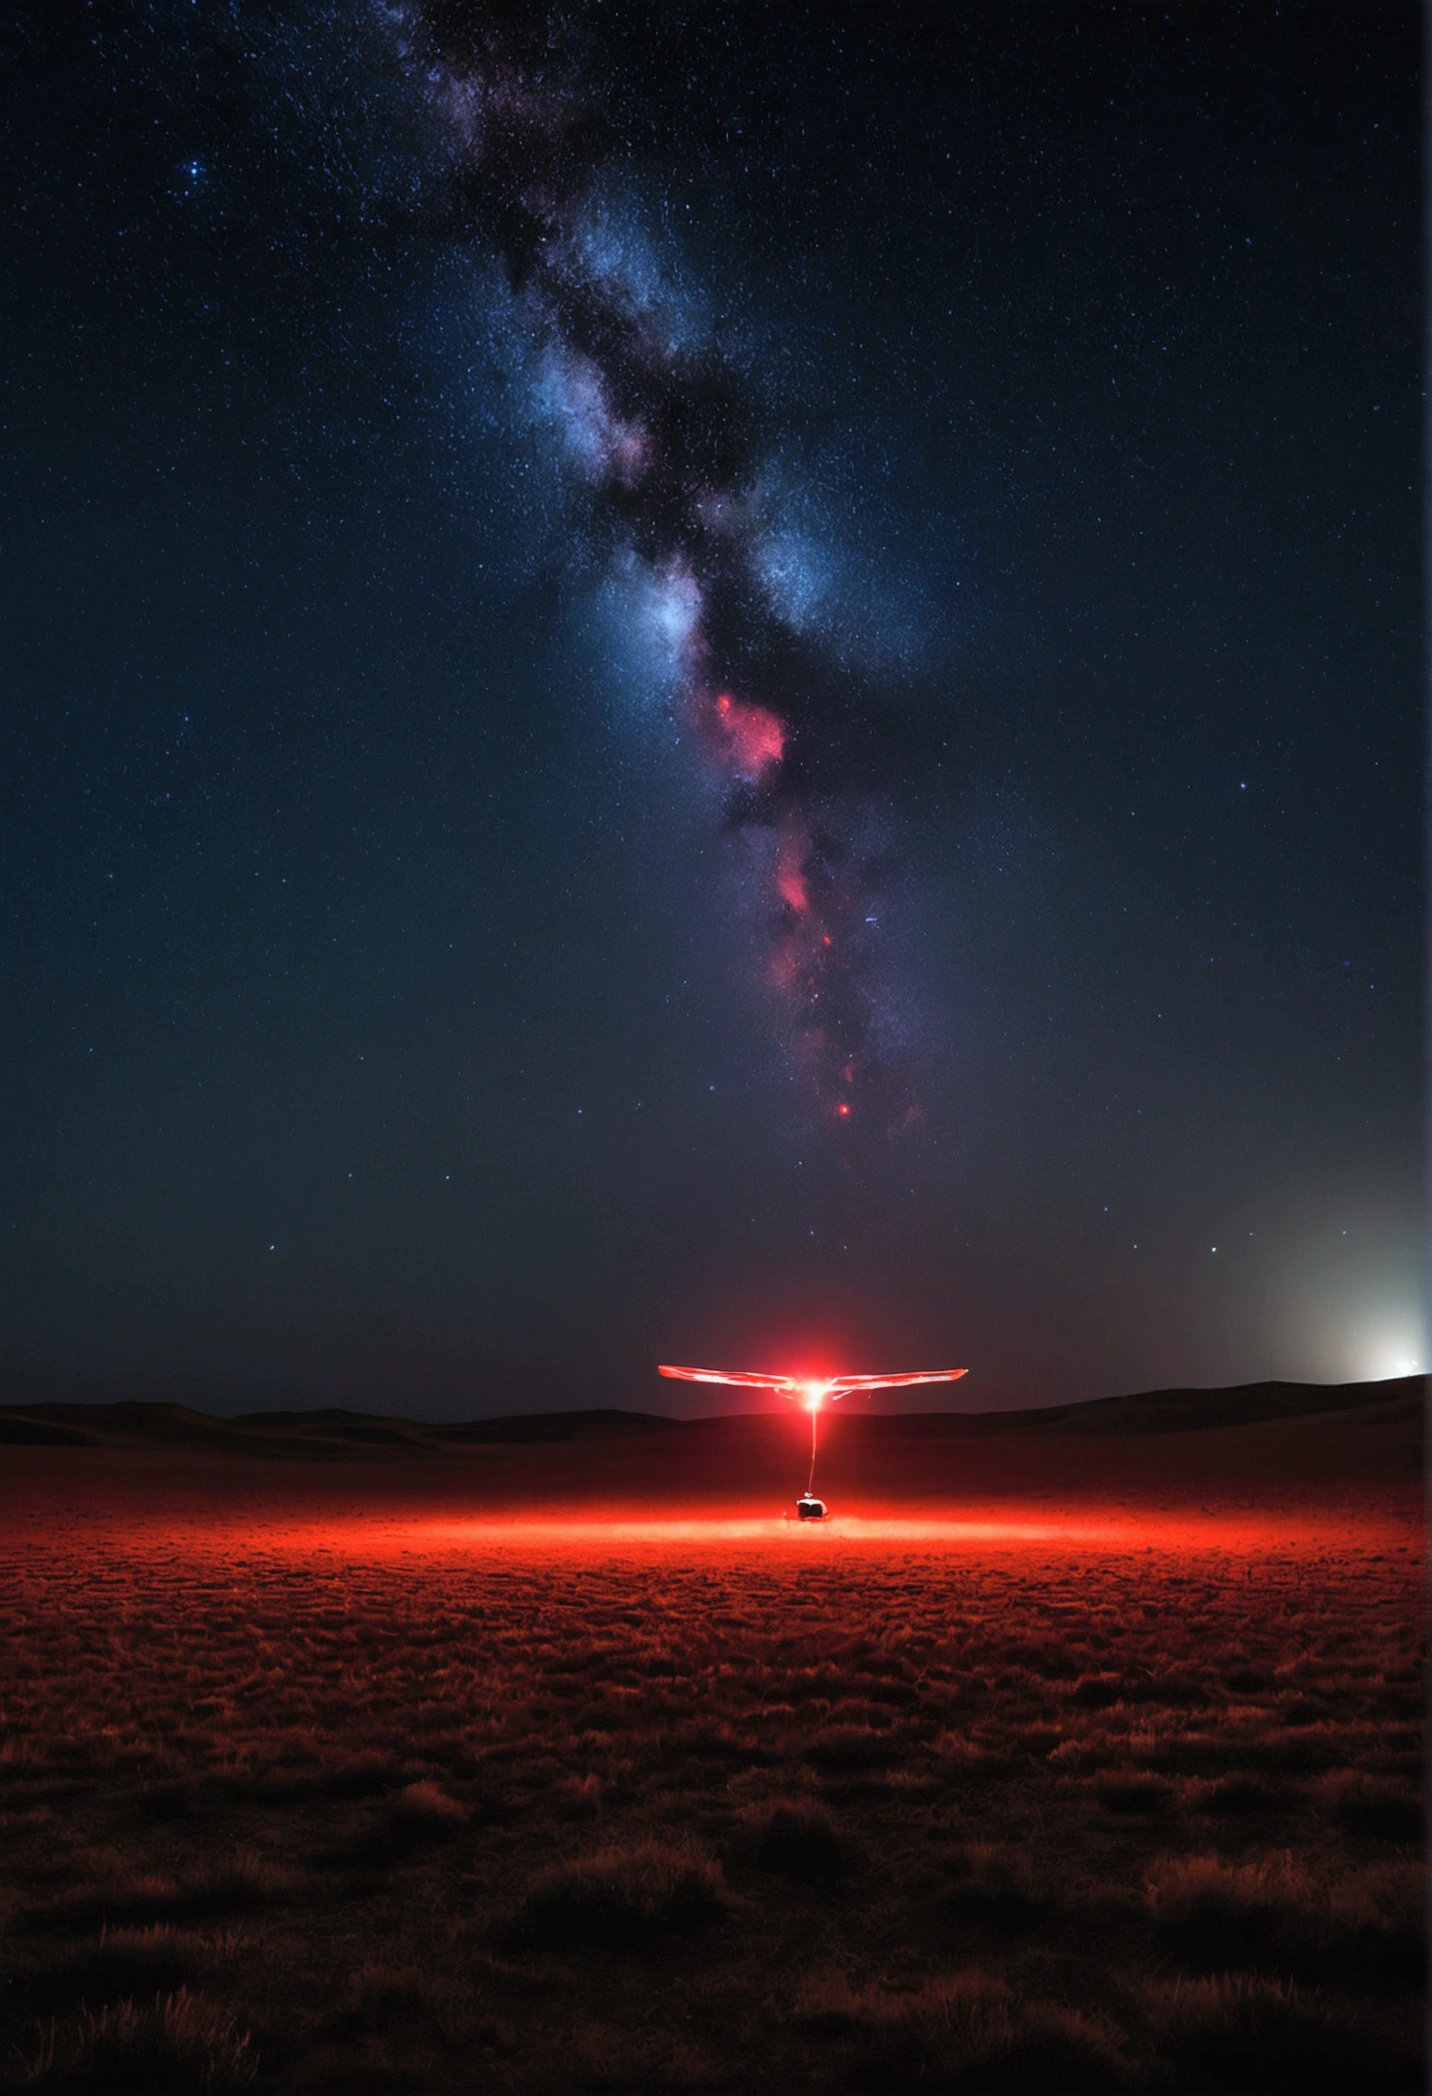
[657,1362,968,1518]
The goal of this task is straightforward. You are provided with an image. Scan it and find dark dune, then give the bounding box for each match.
[0,1378,1419,1528]
[0,1373,1418,1452]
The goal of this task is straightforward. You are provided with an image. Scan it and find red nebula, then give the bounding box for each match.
[776,859,810,914]
[773,816,813,917]
[707,691,785,777]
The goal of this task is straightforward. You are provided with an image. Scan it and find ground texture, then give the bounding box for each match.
[0,1432,1422,2095]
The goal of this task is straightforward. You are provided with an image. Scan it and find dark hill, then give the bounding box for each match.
[852,1376,1423,1437]
[0,1377,1419,1457]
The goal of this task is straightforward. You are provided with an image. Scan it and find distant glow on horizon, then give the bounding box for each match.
[1273,1243,1426,1386]
[1346,1298,1425,1382]
[1365,1345,1423,1381]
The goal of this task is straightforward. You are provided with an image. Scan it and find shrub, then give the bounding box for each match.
[181,1850,298,1914]
[37,1850,300,1932]
[1093,1769,1176,1815]
[557,1771,605,1817]
[807,1724,901,1770]
[1193,1775,1283,1816]
[25,1926,197,2011]
[1322,1860,1426,1989]
[1248,1725,1345,1775]
[930,1732,1014,1782]
[384,1780,468,1848]
[1146,1973,1420,2095]
[940,1843,1049,1930]
[791,1974,864,2040]
[332,1960,452,2037]
[54,1987,256,2092]
[1223,1664,1273,1693]
[565,2020,716,2090]
[321,1750,404,1798]
[751,1799,845,1884]
[794,1970,1126,2092]
[1145,1854,1299,1968]
[30,1874,184,1934]
[1066,1673,1125,1709]
[1313,1771,1423,1842]
[1146,1853,1427,1987]
[510,1842,728,1949]
[1279,1694,1333,1726]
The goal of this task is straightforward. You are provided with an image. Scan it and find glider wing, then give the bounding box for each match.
[657,1364,800,1392]
[827,1368,968,1398]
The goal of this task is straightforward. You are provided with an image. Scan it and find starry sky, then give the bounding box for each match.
[1,3,1421,1418]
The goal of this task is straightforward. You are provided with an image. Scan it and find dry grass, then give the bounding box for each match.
[939,1841,1049,1929]
[1144,1973,1420,2094]
[1145,1850,1425,1985]
[1313,1769,1422,1842]
[0,1508,1421,2092]
[748,1797,847,1883]
[1092,1769,1177,1815]
[793,1969,1128,2090]
[22,1987,256,2093]
[563,2019,717,2090]
[509,1841,729,1949]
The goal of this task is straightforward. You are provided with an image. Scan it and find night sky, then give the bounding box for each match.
[2,4,1421,1418]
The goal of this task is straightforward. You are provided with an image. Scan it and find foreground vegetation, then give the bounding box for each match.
[0,1514,1421,2092]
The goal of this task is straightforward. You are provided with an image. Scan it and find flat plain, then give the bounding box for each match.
[0,1381,1422,2093]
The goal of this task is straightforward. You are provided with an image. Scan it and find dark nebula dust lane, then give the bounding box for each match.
[414,3,918,1128]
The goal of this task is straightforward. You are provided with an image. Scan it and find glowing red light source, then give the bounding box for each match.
[657,1364,967,1407]
[658,1363,968,1511]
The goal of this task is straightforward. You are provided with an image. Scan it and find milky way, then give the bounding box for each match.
[3,1,1419,1409]
[411,4,916,1131]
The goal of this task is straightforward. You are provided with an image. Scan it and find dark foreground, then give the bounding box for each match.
[0,1423,1422,2094]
